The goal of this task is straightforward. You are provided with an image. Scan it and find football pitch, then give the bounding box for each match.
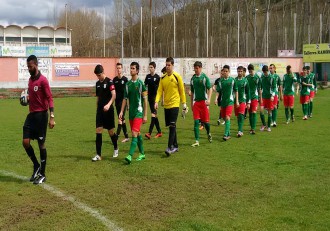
[0,90,329,231]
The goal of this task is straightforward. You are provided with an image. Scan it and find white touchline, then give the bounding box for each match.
[0,170,123,231]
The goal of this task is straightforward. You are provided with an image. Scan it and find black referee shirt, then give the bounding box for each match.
[144,73,160,99]
[96,77,115,108]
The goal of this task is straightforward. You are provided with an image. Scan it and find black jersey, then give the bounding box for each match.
[96,77,115,109]
[144,73,160,99]
[113,76,128,105]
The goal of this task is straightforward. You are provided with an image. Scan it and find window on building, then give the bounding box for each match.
[5,37,21,42]
[0,36,4,42]
[39,37,54,43]
[55,38,69,43]
[23,37,38,43]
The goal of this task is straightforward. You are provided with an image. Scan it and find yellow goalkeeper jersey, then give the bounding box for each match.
[155,71,186,109]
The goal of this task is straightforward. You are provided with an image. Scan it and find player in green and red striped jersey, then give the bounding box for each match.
[213,69,225,125]
[306,66,317,117]
[282,65,297,124]
[216,65,238,141]
[298,67,313,120]
[260,65,276,132]
[246,64,261,135]
[190,61,212,147]
[234,66,250,137]
[269,64,282,127]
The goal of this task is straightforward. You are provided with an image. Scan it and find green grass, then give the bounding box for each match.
[0,90,330,231]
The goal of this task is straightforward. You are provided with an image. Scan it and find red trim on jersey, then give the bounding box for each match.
[192,101,210,122]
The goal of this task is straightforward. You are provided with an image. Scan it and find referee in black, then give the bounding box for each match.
[144,62,162,139]
[113,63,129,142]
[92,65,119,161]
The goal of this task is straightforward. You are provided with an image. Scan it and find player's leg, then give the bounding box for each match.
[165,108,179,155]
[125,119,141,164]
[223,106,233,140]
[272,95,278,126]
[121,105,129,142]
[259,104,266,131]
[23,113,40,182]
[192,102,200,147]
[105,107,119,157]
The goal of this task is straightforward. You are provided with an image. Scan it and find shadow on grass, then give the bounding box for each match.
[0,175,27,183]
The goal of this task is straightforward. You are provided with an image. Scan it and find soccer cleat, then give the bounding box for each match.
[113,149,119,158]
[217,119,221,126]
[30,166,40,182]
[221,121,225,125]
[237,131,243,137]
[121,138,129,143]
[125,155,132,164]
[303,116,308,120]
[223,136,231,141]
[267,127,271,132]
[272,122,277,127]
[286,120,290,124]
[33,174,46,185]
[249,129,256,135]
[260,125,266,131]
[155,132,163,138]
[270,122,274,127]
[136,153,145,161]
[291,115,295,122]
[165,148,172,157]
[92,154,102,162]
[208,134,212,143]
[145,133,151,139]
[191,141,200,147]
[309,113,313,118]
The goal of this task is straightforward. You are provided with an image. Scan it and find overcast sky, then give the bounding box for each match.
[0,0,114,27]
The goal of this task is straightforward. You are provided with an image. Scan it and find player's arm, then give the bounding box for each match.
[205,77,212,106]
[104,86,116,111]
[155,78,163,110]
[142,90,148,123]
[43,79,55,128]
[313,75,317,92]
[245,81,251,109]
[190,78,194,109]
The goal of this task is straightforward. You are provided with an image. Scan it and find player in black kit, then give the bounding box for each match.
[92,65,119,161]
[113,63,129,142]
[144,62,162,139]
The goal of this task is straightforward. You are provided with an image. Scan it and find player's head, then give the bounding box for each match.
[116,62,123,76]
[247,64,254,75]
[193,61,203,75]
[94,64,104,80]
[223,65,230,78]
[262,65,269,74]
[269,64,276,74]
[27,55,38,76]
[302,66,307,76]
[161,66,166,74]
[130,62,139,77]
[165,57,174,74]
[243,67,247,76]
[237,66,244,78]
[149,62,156,74]
[286,65,292,74]
[220,68,224,77]
[306,66,311,74]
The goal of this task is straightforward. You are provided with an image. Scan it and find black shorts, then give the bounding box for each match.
[115,102,126,120]
[164,107,179,127]
[23,111,48,143]
[148,98,157,115]
[96,106,115,130]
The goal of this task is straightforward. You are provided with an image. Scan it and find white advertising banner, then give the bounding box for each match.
[18,58,52,81]
[1,46,26,57]
[49,46,72,57]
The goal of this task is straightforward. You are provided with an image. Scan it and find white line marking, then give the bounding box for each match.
[0,170,123,231]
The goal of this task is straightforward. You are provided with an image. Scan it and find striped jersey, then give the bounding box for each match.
[124,78,147,119]
[190,72,211,102]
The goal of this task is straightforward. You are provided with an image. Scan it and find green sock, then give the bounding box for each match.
[290,108,294,118]
[309,101,313,115]
[249,112,253,129]
[129,137,138,156]
[194,120,200,141]
[268,113,272,127]
[302,104,307,116]
[204,122,210,135]
[238,114,244,132]
[253,113,257,130]
[272,108,277,123]
[225,120,231,136]
[260,113,266,126]
[285,108,289,121]
[137,135,144,154]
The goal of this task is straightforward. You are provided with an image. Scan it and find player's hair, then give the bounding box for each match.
[306,66,311,70]
[27,55,38,65]
[166,57,174,65]
[94,64,104,74]
[286,65,291,71]
[262,65,269,72]
[193,61,203,68]
[116,63,122,67]
[130,62,140,72]
[223,65,230,70]
[237,66,244,71]
[303,66,307,70]
[149,62,156,68]
[243,67,247,72]
[270,64,276,68]
[247,64,254,70]
[161,66,166,74]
